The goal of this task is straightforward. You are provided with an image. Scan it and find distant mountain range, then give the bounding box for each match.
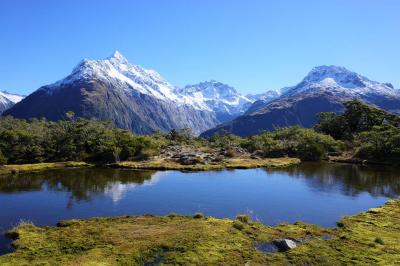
[202,65,400,137]
[176,81,278,122]
[3,53,399,136]
[4,52,274,134]
[0,91,24,114]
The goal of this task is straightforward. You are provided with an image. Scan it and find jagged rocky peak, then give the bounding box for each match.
[44,51,182,103]
[4,52,220,135]
[109,50,128,63]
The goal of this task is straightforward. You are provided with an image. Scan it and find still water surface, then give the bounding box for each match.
[1,162,399,254]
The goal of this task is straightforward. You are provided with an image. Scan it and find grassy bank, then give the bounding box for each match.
[0,162,92,175]
[1,199,399,265]
[0,157,299,176]
[110,157,300,171]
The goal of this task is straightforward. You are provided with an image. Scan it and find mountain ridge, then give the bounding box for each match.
[201,65,400,137]
[4,51,279,133]
[4,52,220,134]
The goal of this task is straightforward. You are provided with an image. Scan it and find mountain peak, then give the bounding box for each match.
[279,65,398,100]
[310,65,350,73]
[306,65,358,81]
[301,65,369,89]
[109,50,128,63]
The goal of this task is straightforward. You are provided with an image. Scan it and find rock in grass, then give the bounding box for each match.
[273,239,297,251]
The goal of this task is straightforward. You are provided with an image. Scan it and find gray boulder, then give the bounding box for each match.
[273,239,297,252]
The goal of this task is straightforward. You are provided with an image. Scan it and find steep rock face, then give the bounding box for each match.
[202,66,400,137]
[4,52,218,134]
[0,91,24,114]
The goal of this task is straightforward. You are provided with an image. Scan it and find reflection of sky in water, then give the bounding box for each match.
[104,172,165,203]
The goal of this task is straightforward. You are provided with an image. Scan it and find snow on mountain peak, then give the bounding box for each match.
[304,65,367,88]
[0,91,24,104]
[45,52,183,103]
[177,81,277,120]
[110,50,127,62]
[180,81,241,101]
[282,65,398,98]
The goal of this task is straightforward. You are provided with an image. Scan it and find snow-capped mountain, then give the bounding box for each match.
[176,81,279,122]
[5,51,280,133]
[176,81,254,122]
[47,51,187,104]
[0,91,24,114]
[202,65,400,137]
[4,51,219,134]
[281,65,399,100]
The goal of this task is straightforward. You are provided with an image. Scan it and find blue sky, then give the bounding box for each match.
[1,0,399,95]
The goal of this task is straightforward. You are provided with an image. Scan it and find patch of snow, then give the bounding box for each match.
[177,81,256,115]
[0,91,24,104]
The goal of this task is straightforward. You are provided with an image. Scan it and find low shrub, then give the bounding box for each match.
[167,213,179,218]
[193,212,204,219]
[236,214,250,223]
[374,237,385,245]
[241,126,342,161]
[232,221,244,230]
[225,149,236,158]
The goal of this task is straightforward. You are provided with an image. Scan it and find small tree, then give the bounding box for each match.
[0,149,7,165]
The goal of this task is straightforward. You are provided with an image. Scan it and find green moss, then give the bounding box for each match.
[1,200,399,265]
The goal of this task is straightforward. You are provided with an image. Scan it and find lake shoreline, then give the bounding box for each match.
[1,199,398,265]
[2,155,400,178]
[0,157,300,175]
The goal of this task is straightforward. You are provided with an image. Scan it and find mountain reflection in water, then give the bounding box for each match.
[1,162,399,254]
[268,162,400,198]
[0,163,399,206]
